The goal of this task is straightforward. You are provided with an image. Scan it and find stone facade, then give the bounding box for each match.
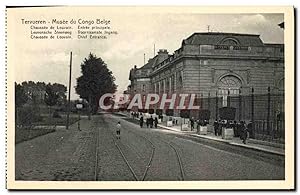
[128,32,284,121]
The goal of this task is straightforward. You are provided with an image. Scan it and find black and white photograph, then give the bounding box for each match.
[5,6,295,190]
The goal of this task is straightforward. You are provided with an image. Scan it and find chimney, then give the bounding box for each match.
[158,49,168,55]
[157,49,169,62]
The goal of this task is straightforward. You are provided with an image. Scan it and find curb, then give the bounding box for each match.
[158,125,285,156]
[229,142,285,156]
[116,112,285,156]
[248,138,285,149]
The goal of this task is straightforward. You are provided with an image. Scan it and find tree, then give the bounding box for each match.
[75,53,117,117]
[15,82,28,127]
[15,82,28,108]
[52,83,67,106]
[44,84,59,118]
[22,81,46,104]
[21,81,36,101]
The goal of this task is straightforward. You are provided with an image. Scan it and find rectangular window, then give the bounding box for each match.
[222,96,227,107]
[142,84,145,92]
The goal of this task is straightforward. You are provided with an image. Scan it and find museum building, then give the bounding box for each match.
[128,32,284,121]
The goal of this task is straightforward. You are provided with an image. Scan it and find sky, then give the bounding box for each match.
[9,7,284,100]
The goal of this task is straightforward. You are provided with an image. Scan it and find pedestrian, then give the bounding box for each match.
[154,117,158,128]
[214,120,218,136]
[217,120,221,136]
[233,121,238,137]
[116,121,121,139]
[146,118,149,128]
[247,121,253,138]
[150,116,153,128]
[237,121,242,137]
[190,117,194,131]
[196,120,200,134]
[240,121,248,144]
[140,116,144,128]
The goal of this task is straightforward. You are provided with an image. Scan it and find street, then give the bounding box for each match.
[15,113,284,181]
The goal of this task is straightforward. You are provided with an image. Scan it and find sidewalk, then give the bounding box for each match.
[157,123,285,156]
[15,118,97,180]
[115,111,285,156]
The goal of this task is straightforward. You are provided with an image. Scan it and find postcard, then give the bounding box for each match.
[6,6,295,190]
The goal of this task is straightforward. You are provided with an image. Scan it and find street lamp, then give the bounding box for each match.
[76,98,83,131]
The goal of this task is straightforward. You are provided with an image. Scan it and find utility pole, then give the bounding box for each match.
[154,44,156,57]
[207,25,210,33]
[144,53,145,65]
[66,51,72,129]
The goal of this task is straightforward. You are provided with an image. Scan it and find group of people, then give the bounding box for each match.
[213,120,253,144]
[189,117,210,131]
[120,112,253,144]
[131,112,140,118]
[139,116,158,128]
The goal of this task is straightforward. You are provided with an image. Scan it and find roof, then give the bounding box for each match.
[129,58,155,80]
[140,57,157,70]
[264,43,284,47]
[183,32,264,46]
[139,52,171,70]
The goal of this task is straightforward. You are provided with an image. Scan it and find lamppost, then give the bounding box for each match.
[76,98,83,131]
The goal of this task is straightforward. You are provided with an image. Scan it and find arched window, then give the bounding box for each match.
[178,76,182,87]
[278,78,284,92]
[220,37,240,45]
[178,71,183,88]
[218,75,242,107]
[166,79,169,93]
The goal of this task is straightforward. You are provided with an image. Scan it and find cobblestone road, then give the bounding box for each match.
[15,113,284,181]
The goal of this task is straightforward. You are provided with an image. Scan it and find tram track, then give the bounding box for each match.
[94,117,139,181]
[116,116,185,181]
[114,139,139,181]
[146,132,185,181]
[94,114,187,181]
[94,116,156,181]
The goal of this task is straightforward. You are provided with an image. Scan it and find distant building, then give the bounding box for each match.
[128,32,284,121]
[128,49,170,100]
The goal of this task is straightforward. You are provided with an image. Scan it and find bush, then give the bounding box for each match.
[156,109,163,115]
[180,109,190,118]
[148,109,154,114]
[15,127,55,144]
[52,111,62,118]
[138,109,147,113]
[166,109,174,116]
[16,106,42,128]
[199,109,210,120]
[219,107,236,120]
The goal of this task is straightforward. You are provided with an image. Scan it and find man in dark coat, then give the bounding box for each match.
[146,118,149,128]
[247,121,253,138]
[190,117,195,131]
[150,116,154,128]
[154,117,158,128]
[240,121,248,144]
[214,120,218,136]
[140,116,144,128]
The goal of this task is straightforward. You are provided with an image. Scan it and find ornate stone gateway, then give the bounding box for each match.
[217,75,242,107]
